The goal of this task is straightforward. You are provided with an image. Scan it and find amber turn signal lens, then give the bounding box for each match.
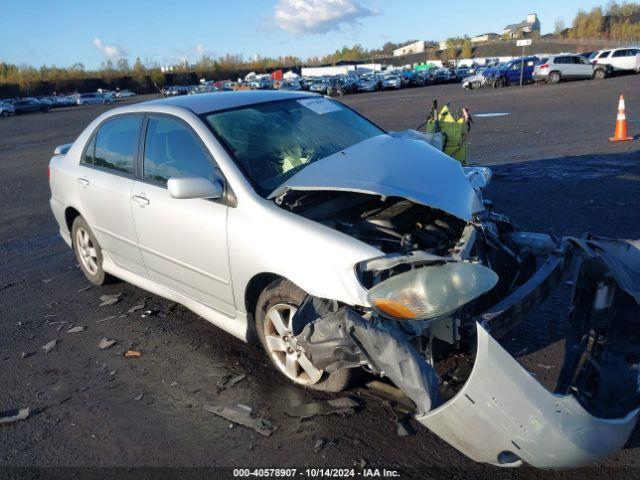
[371,298,417,319]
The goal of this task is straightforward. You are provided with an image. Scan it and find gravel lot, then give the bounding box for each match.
[1,76,640,479]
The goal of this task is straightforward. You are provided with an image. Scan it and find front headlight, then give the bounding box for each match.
[367,262,498,321]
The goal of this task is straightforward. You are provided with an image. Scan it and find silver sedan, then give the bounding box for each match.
[49,91,640,468]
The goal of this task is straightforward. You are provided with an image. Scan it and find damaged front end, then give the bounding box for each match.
[292,229,640,468]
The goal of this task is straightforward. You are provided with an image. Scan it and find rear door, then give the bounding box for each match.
[130,114,235,315]
[75,114,146,275]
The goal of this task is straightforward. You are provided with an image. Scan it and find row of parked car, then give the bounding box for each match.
[462,46,640,89]
[160,66,477,101]
[0,89,137,117]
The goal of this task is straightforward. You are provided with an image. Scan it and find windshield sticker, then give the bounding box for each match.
[297,98,342,115]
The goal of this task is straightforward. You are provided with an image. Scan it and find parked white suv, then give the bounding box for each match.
[591,46,640,72]
[533,54,606,83]
[48,91,640,469]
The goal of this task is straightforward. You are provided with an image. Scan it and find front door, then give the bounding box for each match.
[75,114,146,275]
[130,114,235,315]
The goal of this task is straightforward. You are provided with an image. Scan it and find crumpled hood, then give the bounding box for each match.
[268,133,484,221]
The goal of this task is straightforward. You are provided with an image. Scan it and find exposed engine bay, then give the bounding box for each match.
[275,184,640,469]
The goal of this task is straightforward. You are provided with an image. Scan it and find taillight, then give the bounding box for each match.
[539,64,549,69]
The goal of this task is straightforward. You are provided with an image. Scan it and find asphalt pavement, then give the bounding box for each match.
[1,76,640,479]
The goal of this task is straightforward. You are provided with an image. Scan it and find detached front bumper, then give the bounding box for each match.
[418,323,640,468]
[295,236,640,468]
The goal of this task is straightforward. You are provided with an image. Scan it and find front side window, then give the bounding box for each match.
[93,116,141,174]
[204,98,384,197]
[143,116,216,185]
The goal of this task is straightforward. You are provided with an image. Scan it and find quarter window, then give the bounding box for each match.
[143,116,216,185]
[93,116,141,174]
[83,135,96,165]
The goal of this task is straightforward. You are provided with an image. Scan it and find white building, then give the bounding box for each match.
[471,33,500,44]
[393,41,427,57]
[503,13,541,38]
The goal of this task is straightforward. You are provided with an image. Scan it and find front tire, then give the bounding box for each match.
[255,279,357,392]
[71,216,109,285]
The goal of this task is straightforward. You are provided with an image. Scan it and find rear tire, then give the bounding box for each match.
[255,278,357,392]
[593,69,606,80]
[548,71,561,83]
[71,216,110,285]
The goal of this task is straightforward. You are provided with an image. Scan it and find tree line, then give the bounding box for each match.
[2,1,639,97]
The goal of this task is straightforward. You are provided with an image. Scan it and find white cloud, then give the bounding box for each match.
[196,43,205,57]
[273,0,374,34]
[93,38,128,61]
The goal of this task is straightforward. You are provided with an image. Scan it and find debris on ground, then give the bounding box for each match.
[99,294,121,307]
[66,326,85,333]
[141,310,154,318]
[56,322,69,332]
[133,393,144,401]
[359,459,367,469]
[216,373,247,392]
[21,352,34,360]
[124,350,141,359]
[395,414,417,437]
[313,438,337,452]
[170,381,178,387]
[286,397,361,419]
[42,340,57,354]
[97,314,120,323]
[127,304,145,314]
[0,407,30,425]
[98,338,116,350]
[77,285,94,292]
[537,363,554,370]
[363,380,415,413]
[204,404,277,437]
[0,282,15,291]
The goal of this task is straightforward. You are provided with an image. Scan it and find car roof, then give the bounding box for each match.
[142,90,319,114]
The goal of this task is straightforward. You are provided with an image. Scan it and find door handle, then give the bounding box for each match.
[76,177,90,187]
[132,194,150,207]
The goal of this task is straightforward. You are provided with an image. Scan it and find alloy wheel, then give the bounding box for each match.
[75,227,99,276]
[263,303,323,385]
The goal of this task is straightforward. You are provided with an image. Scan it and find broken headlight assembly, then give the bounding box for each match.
[366,262,499,320]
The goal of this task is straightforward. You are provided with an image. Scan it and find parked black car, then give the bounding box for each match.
[12,99,50,114]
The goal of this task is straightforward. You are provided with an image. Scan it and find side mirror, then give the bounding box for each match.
[167,175,224,200]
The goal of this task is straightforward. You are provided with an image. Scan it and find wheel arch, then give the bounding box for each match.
[244,272,287,333]
[64,206,82,236]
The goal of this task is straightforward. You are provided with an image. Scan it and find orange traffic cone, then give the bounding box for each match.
[609,94,633,142]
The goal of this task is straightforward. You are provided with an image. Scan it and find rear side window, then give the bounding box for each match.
[143,116,216,185]
[92,116,142,175]
[83,135,96,165]
[612,49,628,57]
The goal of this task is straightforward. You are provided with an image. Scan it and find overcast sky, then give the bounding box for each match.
[1,0,606,68]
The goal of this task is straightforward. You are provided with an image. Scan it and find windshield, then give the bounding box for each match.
[204,97,384,197]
